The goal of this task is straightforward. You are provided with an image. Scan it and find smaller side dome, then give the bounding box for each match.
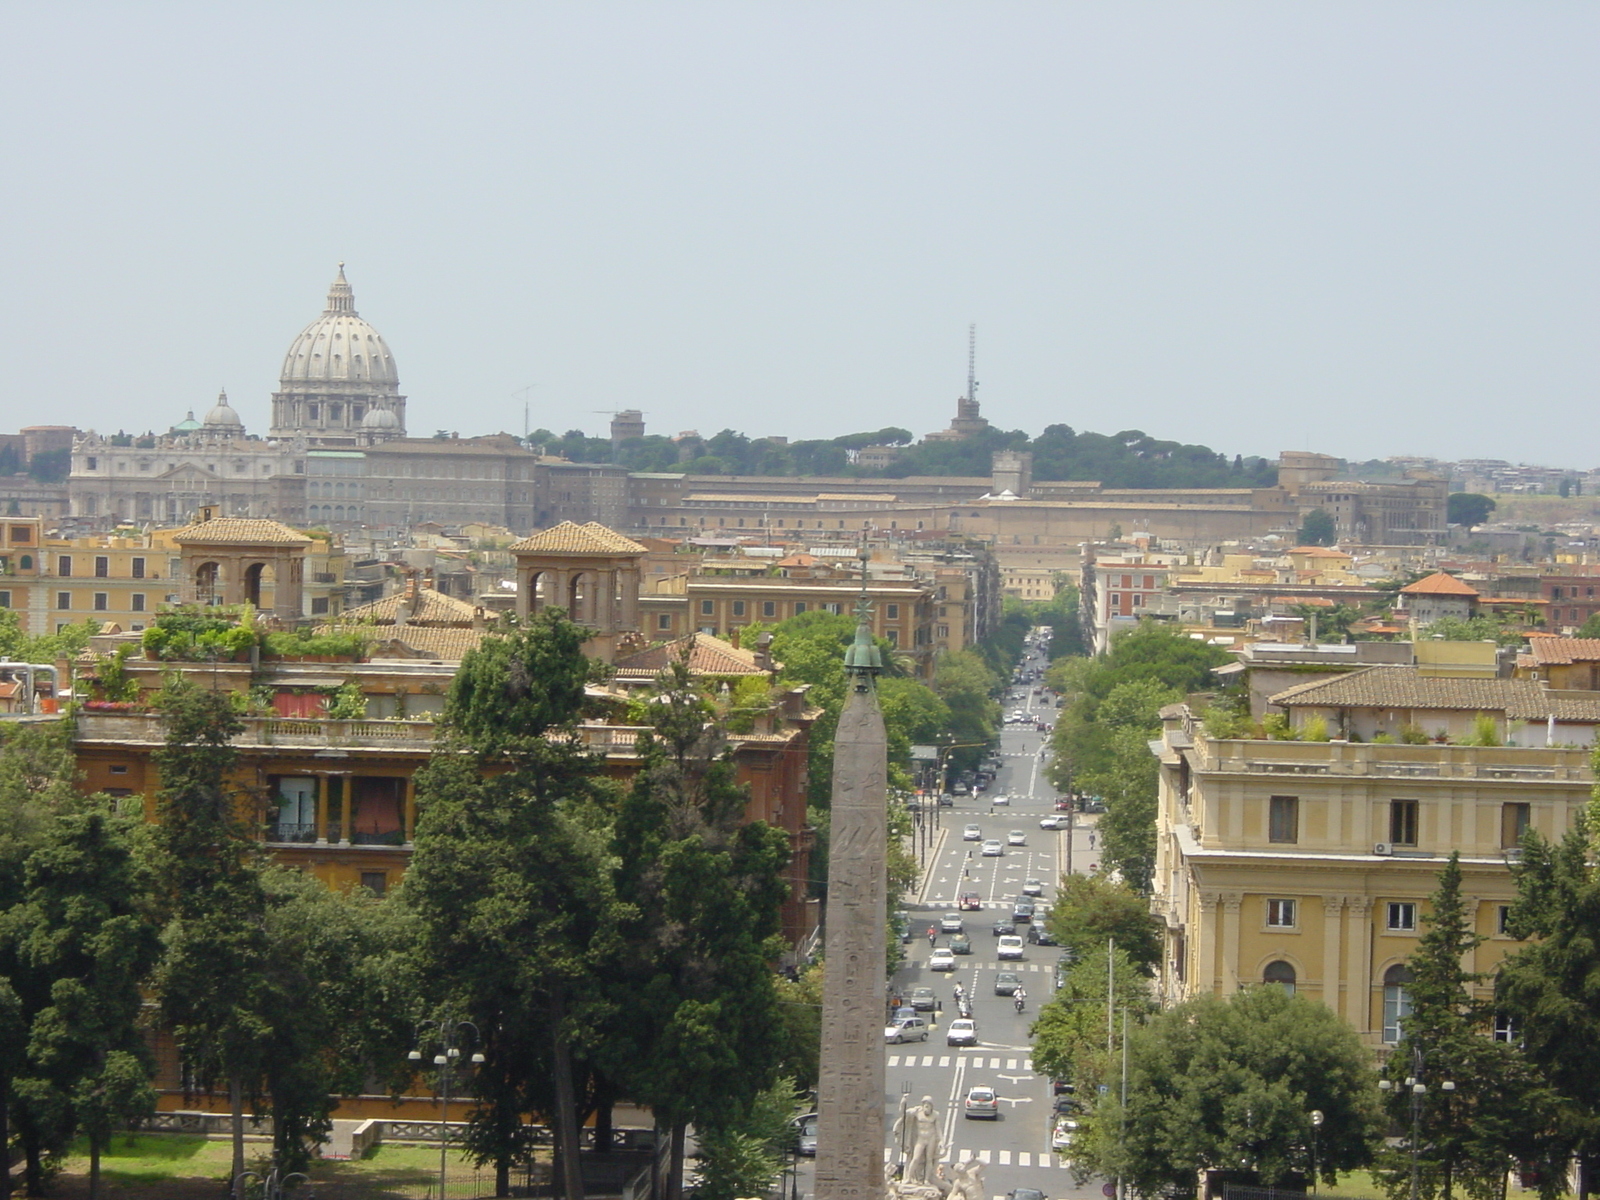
[173,410,201,433]
[203,390,244,428]
[362,405,400,429]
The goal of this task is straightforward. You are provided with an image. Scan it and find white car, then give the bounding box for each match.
[1022,878,1044,896]
[885,1016,930,1043]
[964,1086,999,1119]
[929,948,957,971]
[1039,814,1065,830]
[1053,1116,1079,1151]
[997,934,1025,960]
[946,1018,979,1047]
[991,794,1010,806]
[963,824,983,841]
[981,840,1003,857]
[940,913,965,934]
[1007,830,1026,846]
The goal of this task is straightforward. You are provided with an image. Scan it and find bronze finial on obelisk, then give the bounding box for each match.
[815,541,889,1200]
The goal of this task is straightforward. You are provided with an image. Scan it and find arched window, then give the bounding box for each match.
[18,555,31,570]
[1263,961,1296,995]
[1383,965,1414,1043]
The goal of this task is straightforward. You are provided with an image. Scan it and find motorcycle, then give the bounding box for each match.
[1014,995,1026,1014]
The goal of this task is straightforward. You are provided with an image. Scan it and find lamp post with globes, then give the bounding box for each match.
[409,1020,485,1200]
[1308,1109,1324,1195]
[1380,1047,1454,1200]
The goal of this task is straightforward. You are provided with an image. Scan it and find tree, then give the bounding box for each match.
[602,659,792,1200]
[1044,875,1162,973]
[1380,853,1562,1200]
[149,674,274,1186]
[6,809,162,1200]
[407,611,619,1198]
[1447,493,1497,530]
[1077,986,1380,1197]
[1298,508,1337,546]
[1496,807,1600,1200]
[1029,942,1149,1096]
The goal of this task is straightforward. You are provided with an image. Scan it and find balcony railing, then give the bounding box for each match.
[76,712,657,756]
[267,822,318,844]
[1195,734,1593,783]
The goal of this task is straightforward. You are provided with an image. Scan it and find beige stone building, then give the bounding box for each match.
[1150,688,1596,1048]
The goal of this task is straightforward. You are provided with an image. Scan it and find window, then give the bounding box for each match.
[94,556,108,578]
[1383,965,1414,1043]
[310,597,329,615]
[1268,795,1299,843]
[1266,898,1296,928]
[8,526,31,543]
[700,599,714,616]
[1387,902,1417,932]
[57,555,71,577]
[130,594,145,612]
[1496,905,1513,936]
[0,592,9,608]
[886,629,899,646]
[657,614,672,630]
[359,872,388,896]
[93,593,108,612]
[55,592,70,610]
[1390,799,1419,846]
[17,555,30,570]
[886,604,899,619]
[85,457,97,471]
[1262,961,1296,994]
[1501,802,1531,849]
[1492,1014,1517,1044]
[131,557,145,579]
[793,602,806,615]
[763,601,776,618]
[732,600,746,617]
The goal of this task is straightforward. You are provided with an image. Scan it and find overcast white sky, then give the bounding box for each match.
[2,3,1595,467]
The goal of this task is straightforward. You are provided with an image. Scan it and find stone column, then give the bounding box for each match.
[337,775,353,846]
[1220,893,1243,995]
[1321,895,1346,1017]
[1195,892,1220,996]
[1345,897,1374,1037]
[815,622,888,1200]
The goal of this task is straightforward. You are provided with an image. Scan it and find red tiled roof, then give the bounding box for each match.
[613,632,768,678]
[1399,572,1479,597]
[1527,637,1600,666]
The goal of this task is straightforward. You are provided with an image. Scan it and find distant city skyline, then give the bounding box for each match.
[2,4,1595,466]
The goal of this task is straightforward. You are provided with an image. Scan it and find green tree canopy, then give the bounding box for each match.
[1044,874,1162,973]
[1078,986,1380,1196]
[1297,508,1337,546]
[1447,493,1497,529]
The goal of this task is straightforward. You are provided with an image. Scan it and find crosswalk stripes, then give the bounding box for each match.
[882,1146,1073,1171]
[885,1054,1035,1070]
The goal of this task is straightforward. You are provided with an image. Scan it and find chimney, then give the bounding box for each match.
[729,627,741,650]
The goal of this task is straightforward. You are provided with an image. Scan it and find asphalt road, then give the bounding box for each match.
[791,642,1106,1200]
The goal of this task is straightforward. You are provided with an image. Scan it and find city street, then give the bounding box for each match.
[791,640,1105,1200]
[881,648,1103,1200]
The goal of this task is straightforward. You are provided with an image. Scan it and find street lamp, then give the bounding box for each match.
[1379,1049,1454,1200]
[409,1020,485,1200]
[1309,1109,1324,1195]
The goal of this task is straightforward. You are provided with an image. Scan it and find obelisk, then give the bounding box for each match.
[815,565,889,1200]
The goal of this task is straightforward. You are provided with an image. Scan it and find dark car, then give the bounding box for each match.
[1008,1189,1047,1200]
[1028,923,1058,946]
[908,987,937,1011]
[949,933,973,955]
[992,918,1016,937]
[1080,797,1107,814]
[1011,901,1036,923]
[993,972,1022,996]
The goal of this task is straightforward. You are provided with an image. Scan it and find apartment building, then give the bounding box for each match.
[1150,682,1596,1047]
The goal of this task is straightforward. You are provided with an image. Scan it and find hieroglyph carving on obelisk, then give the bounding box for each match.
[814,557,889,1200]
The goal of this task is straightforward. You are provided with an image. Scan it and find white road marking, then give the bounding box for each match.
[999,1150,1012,1165]
[1018,1152,1032,1167]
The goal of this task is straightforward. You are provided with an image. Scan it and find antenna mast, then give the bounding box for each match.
[966,323,977,404]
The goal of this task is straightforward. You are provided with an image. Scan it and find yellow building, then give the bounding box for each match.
[1150,704,1593,1047]
[0,517,347,636]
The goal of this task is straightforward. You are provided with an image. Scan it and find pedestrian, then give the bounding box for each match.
[1088,831,1096,850]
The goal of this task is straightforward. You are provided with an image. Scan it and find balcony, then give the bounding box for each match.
[76,712,654,757]
[1193,734,1592,784]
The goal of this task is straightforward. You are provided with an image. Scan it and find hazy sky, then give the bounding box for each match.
[2,3,1595,467]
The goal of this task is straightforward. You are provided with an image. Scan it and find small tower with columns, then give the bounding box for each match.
[507,522,646,664]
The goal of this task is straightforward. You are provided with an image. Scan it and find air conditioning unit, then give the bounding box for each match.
[1373,842,1393,856]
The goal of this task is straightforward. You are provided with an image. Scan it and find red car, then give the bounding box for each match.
[959,892,982,911]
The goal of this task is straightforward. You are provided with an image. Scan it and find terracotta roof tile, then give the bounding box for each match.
[613,632,768,677]
[339,587,478,627]
[171,517,313,546]
[509,522,646,556]
[1399,571,1479,597]
[1527,637,1600,666]
[1269,665,1600,721]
